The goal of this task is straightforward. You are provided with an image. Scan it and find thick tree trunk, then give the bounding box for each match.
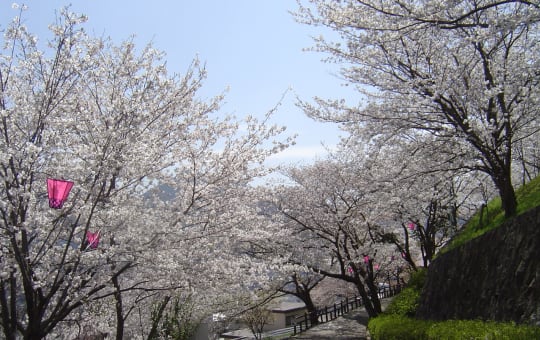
[495,173,518,218]
[303,297,319,326]
[355,282,379,318]
[365,278,382,316]
[365,260,382,316]
[0,278,16,340]
[112,276,124,340]
[24,296,46,340]
[24,320,45,340]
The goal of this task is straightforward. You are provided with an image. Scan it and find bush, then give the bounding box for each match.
[384,287,420,316]
[368,314,431,340]
[406,267,427,291]
[148,296,200,340]
[385,268,426,316]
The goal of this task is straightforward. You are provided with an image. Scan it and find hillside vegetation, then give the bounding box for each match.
[443,176,540,253]
[368,176,540,339]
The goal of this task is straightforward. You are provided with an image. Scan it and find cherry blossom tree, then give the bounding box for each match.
[515,138,540,186]
[258,159,404,318]
[357,139,484,268]
[0,7,292,339]
[239,202,325,325]
[251,133,489,317]
[277,272,324,326]
[295,0,540,217]
[372,172,476,268]
[242,306,273,340]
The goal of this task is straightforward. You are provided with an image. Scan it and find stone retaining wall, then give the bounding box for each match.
[416,206,540,325]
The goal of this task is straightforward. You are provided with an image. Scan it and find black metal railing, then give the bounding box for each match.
[292,284,402,336]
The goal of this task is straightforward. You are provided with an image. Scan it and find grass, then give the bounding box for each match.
[442,175,540,254]
[369,315,540,340]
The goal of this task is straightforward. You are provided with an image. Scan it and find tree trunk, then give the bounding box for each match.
[365,260,382,316]
[112,276,124,340]
[303,297,319,326]
[365,279,382,316]
[0,278,16,340]
[147,296,171,340]
[495,173,518,218]
[24,297,46,340]
[24,320,45,340]
[355,282,378,318]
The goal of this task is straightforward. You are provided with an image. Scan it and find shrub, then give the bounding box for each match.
[385,268,426,316]
[368,314,431,340]
[384,287,420,316]
[406,267,427,291]
[148,296,200,340]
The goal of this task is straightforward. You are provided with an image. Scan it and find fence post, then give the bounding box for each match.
[325,306,328,322]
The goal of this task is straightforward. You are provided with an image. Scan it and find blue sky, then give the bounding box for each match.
[1,1,360,165]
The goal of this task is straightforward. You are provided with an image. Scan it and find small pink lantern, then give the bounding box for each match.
[407,222,416,231]
[47,178,74,209]
[374,264,380,271]
[363,255,370,264]
[85,230,101,250]
[347,266,354,274]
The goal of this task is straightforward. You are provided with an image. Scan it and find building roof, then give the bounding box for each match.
[270,301,306,313]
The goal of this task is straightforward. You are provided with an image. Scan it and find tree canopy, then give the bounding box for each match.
[295,0,540,217]
[0,8,292,339]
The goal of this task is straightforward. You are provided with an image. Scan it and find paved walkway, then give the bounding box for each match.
[289,299,391,340]
[290,309,370,339]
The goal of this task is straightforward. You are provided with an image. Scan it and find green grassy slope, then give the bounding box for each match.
[443,175,540,253]
[367,176,540,339]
